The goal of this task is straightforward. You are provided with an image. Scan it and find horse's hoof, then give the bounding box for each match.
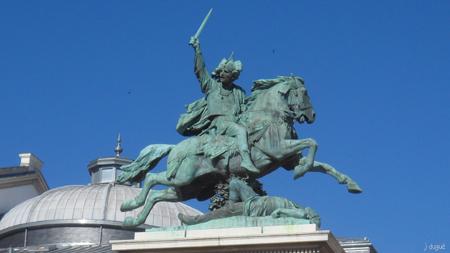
[293,173,301,180]
[347,181,363,194]
[123,216,137,228]
[293,169,305,180]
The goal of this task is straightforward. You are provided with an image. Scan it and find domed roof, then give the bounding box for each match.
[0,183,201,232]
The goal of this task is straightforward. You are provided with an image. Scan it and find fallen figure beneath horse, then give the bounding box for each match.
[117,76,362,227]
[178,177,321,227]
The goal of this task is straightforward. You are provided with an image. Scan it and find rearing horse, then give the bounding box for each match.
[118,76,362,227]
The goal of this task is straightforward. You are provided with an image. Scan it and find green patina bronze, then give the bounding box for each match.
[177,177,320,227]
[117,10,362,228]
[180,35,258,174]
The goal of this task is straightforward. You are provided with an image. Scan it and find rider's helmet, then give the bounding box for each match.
[212,53,243,81]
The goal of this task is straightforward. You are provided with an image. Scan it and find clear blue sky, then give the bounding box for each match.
[0,1,449,252]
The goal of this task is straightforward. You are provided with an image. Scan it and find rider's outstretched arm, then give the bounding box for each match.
[190,37,213,93]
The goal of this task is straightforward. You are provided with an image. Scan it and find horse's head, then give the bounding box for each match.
[249,76,315,124]
[282,76,315,124]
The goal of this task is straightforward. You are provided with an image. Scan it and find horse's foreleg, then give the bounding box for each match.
[309,161,363,193]
[277,140,362,194]
[265,138,317,160]
[123,187,181,227]
[294,138,318,179]
[273,138,317,179]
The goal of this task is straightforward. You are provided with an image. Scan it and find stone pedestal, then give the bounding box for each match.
[111,224,345,253]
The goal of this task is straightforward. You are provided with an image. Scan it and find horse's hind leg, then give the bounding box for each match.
[120,172,157,211]
[123,187,182,227]
[310,161,363,193]
[121,170,195,212]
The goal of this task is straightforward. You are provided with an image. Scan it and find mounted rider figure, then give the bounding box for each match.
[176,36,258,174]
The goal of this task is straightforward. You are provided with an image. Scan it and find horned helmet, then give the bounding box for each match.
[212,52,243,81]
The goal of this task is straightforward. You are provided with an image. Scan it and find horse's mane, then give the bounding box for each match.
[245,75,303,109]
[252,76,290,92]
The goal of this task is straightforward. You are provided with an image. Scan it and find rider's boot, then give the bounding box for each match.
[240,151,259,174]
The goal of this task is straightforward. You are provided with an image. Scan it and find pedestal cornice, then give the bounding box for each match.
[111,224,345,253]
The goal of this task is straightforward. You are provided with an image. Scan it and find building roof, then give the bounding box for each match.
[0,153,49,217]
[0,166,47,193]
[0,245,112,253]
[0,183,201,233]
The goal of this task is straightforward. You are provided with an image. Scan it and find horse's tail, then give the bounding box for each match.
[117,144,174,184]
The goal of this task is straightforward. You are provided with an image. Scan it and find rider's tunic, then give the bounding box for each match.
[193,47,246,136]
[176,47,247,137]
[201,79,246,135]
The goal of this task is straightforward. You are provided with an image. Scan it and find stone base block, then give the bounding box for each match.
[111,224,345,253]
[148,215,314,232]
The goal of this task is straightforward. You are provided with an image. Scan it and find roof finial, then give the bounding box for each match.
[114,133,123,157]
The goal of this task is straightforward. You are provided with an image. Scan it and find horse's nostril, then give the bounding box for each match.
[312,112,316,119]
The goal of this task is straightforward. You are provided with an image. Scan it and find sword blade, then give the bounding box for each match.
[194,8,213,39]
